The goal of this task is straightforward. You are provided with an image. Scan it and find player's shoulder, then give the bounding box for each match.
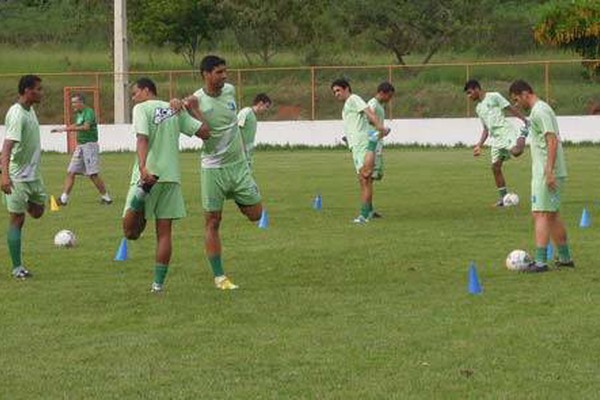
[6,103,22,117]
[367,97,378,107]
[238,106,252,116]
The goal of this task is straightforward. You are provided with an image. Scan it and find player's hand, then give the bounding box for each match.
[473,145,482,157]
[184,96,199,111]
[378,126,391,138]
[545,169,557,191]
[140,168,158,187]
[196,124,210,140]
[1,175,12,194]
[169,98,184,112]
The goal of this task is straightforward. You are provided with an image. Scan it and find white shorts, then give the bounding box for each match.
[67,142,101,176]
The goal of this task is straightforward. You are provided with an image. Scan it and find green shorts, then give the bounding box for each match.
[490,130,518,164]
[352,142,380,178]
[531,177,564,212]
[123,182,186,220]
[201,162,261,212]
[5,180,47,213]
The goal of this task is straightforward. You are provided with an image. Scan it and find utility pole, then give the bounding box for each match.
[114,0,129,123]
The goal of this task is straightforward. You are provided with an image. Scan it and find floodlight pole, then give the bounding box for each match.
[114,0,129,123]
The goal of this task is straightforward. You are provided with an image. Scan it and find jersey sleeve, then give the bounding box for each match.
[178,111,202,137]
[237,108,249,127]
[493,92,511,109]
[5,109,23,142]
[534,108,556,136]
[132,104,149,137]
[350,95,369,113]
[82,108,96,125]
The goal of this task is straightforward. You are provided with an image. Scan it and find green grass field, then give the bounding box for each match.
[1,148,599,399]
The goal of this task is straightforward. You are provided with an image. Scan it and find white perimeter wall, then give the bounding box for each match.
[0,116,598,153]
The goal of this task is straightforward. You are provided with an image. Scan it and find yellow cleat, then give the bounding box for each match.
[214,276,239,290]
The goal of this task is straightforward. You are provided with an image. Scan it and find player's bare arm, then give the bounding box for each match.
[136,134,157,186]
[474,128,488,157]
[544,132,559,191]
[364,108,389,138]
[0,139,14,194]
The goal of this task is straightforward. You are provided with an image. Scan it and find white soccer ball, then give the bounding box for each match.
[54,230,76,248]
[506,249,531,271]
[503,192,520,207]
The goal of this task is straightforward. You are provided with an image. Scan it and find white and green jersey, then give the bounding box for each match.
[475,92,518,148]
[4,103,42,182]
[130,99,201,185]
[342,94,370,149]
[529,100,567,180]
[193,83,245,168]
[237,106,257,159]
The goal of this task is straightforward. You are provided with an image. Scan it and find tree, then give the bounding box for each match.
[129,0,229,68]
[534,0,600,75]
[340,0,486,66]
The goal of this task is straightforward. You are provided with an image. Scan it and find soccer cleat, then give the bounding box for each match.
[12,267,33,280]
[521,262,549,273]
[493,199,505,208]
[150,282,164,293]
[370,211,383,219]
[555,259,576,269]
[214,276,239,290]
[353,215,369,224]
[56,197,68,206]
[100,198,113,205]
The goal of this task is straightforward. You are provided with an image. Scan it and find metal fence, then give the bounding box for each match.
[0,59,598,124]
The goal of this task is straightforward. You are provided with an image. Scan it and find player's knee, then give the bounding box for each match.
[27,203,44,219]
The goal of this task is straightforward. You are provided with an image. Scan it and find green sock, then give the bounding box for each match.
[7,226,22,268]
[498,187,508,198]
[208,255,224,277]
[535,247,548,264]
[557,244,572,262]
[360,203,370,219]
[154,264,168,285]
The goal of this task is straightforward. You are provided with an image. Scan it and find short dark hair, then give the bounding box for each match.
[331,78,351,92]
[135,77,157,95]
[253,93,271,106]
[377,81,395,94]
[18,75,42,95]
[463,79,481,92]
[508,80,534,96]
[200,55,226,73]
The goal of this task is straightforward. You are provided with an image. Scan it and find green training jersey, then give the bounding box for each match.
[4,103,42,182]
[193,83,245,168]
[342,94,370,149]
[529,100,567,180]
[475,92,517,148]
[75,107,98,144]
[367,97,385,145]
[130,99,201,185]
[237,106,257,156]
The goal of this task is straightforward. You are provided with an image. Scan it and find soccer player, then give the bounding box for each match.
[121,77,207,293]
[178,55,263,290]
[464,79,529,207]
[367,81,395,218]
[238,93,272,169]
[52,94,112,205]
[508,79,574,272]
[0,75,46,279]
[331,78,389,223]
